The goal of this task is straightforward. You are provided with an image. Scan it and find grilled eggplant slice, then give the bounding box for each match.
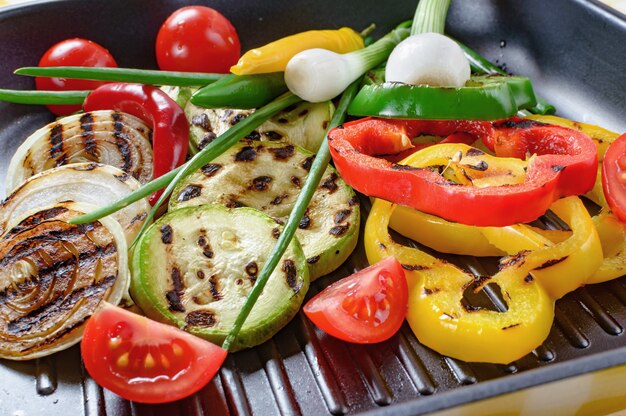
[0,201,129,360]
[186,100,334,153]
[6,110,153,192]
[0,163,150,243]
[170,140,360,280]
[130,204,308,351]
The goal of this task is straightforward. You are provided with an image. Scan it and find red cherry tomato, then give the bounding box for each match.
[602,133,626,223]
[36,38,117,116]
[303,257,408,344]
[156,6,240,73]
[81,303,227,404]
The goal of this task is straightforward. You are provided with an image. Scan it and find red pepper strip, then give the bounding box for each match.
[328,117,597,226]
[83,83,189,205]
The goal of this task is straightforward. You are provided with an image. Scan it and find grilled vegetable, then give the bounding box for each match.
[169,140,359,280]
[185,100,334,153]
[0,201,129,360]
[130,204,308,351]
[7,110,153,192]
[0,163,150,243]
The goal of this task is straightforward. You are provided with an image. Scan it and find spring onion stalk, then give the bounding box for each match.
[284,27,409,102]
[0,88,88,105]
[457,40,556,115]
[15,66,225,87]
[222,81,359,351]
[70,92,302,228]
[411,0,451,35]
[131,92,303,247]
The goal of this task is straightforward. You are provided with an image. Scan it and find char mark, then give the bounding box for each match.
[185,310,216,327]
[80,112,97,157]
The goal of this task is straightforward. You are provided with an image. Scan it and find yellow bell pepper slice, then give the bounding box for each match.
[230,27,364,75]
[365,196,602,363]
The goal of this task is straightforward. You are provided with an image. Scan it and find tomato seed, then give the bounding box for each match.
[108,336,122,350]
[116,352,130,368]
[144,352,155,369]
[172,343,184,357]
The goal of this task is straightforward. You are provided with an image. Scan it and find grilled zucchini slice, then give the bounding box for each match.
[169,140,360,280]
[130,204,308,351]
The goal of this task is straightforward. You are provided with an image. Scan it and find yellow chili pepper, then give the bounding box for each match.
[366,194,601,363]
[230,27,364,75]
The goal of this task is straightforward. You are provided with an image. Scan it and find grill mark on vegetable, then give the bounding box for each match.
[502,323,520,330]
[130,212,147,225]
[334,209,352,224]
[307,255,320,264]
[112,113,133,172]
[467,160,489,171]
[423,287,440,295]
[197,270,205,280]
[209,274,221,300]
[79,112,97,157]
[496,119,546,129]
[535,256,568,270]
[552,165,566,172]
[245,261,258,282]
[71,163,98,171]
[524,275,534,283]
[114,173,130,182]
[299,209,311,229]
[329,225,349,237]
[283,259,300,292]
[348,195,359,207]
[269,145,295,160]
[466,148,485,157]
[201,163,222,177]
[166,267,186,312]
[291,176,301,187]
[500,251,529,270]
[19,316,89,353]
[391,164,420,171]
[185,310,216,327]
[272,228,280,239]
[301,156,314,171]
[251,176,272,191]
[298,109,309,117]
[197,235,214,259]
[191,113,211,130]
[6,206,69,234]
[199,132,217,149]
[402,264,428,271]
[277,118,288,124]
[48,124,65,165]
[264,131,283,141]
[225,197,245,208]
[230,113,247,125]
[160,225,173,244]
[271,194,288,205]
[6,274,116,335]
[177,185,202,201]
[245,130,261,140]
[235,146,257,162]
[320,173,339,193]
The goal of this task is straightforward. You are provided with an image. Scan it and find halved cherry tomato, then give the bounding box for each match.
[156,6,240,73]
[81,303,227,404]
[303,257,408,344]
[602,133,626,223]
[36,38,117,116]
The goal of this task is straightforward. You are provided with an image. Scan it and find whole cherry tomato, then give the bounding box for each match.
[36,38,117,115]
[156,6,240,73]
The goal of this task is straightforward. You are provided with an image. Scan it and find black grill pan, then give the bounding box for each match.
[0,0,625,415]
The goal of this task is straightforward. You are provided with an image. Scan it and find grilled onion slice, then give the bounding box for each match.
[0,163,150,243]
[0,201,129,360]
[6,110,153,192]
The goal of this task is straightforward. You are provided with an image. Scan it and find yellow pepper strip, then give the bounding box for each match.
[365,196,602,363]
[230,27,364,75]
[366,198,554,364]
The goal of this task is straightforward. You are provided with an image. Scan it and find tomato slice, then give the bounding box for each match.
[602,133,626,223]
[156,6,240,73]
[36,38,117,116]
[303,257,408,343]
[81,303,227,404]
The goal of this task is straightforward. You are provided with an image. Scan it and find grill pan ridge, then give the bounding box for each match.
[0,0,625,415]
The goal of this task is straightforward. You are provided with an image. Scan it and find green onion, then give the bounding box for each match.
[15,66,225,87]
[0,89,88,105]
[69,93,302,231]
[411,0,450,35]
[222,81,359,351]
[283,26,409,102]
[457,40,556,115]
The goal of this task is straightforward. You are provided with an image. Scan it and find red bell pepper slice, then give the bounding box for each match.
[83,83,189,205]
[328,117,597,226]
